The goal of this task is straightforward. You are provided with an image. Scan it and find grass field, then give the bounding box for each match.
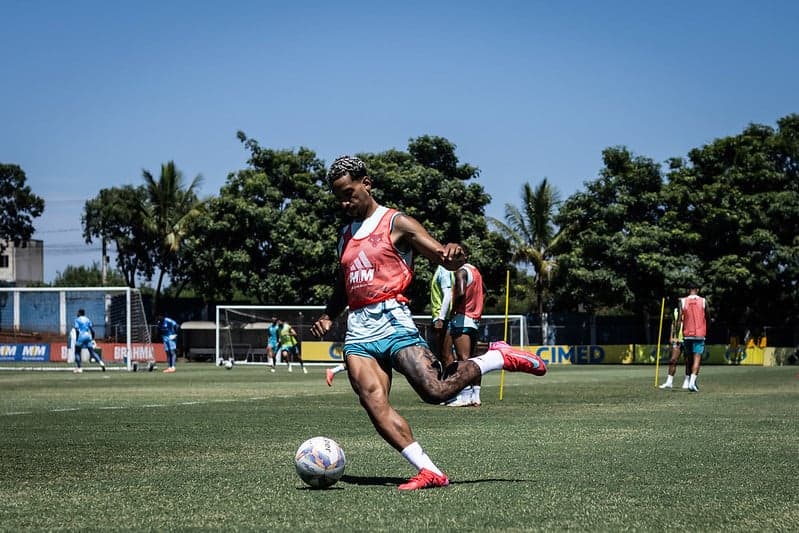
[1,363,797,532]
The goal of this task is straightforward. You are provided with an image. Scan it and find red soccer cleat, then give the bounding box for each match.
[398,468,450,491]
[490,341,547,376]
[325,368,335,387]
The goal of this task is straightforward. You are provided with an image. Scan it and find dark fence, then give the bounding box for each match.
[532,312,797,347]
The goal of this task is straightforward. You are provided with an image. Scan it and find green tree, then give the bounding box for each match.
[177,135,332,303]
[664,114,799,335]
[179,134,510,310]
[407,135,479,181]
[140,161,204,310]
[53,262,126,287]
[0,164,45,253]
[553,147,673,339]
[83,185,151,287]
[490,179,561,340]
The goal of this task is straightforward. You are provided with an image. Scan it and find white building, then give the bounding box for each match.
[0,240,44,286]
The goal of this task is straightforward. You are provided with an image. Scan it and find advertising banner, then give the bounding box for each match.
[0,343,172,364]
[619,344,769,366]
[0,343,51,362]
[52,342,167,363]
[299,341,344,362]
[245,341,771,366]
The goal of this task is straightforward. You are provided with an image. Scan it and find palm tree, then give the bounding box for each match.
[490,179,561,343]
[141,161,204,312]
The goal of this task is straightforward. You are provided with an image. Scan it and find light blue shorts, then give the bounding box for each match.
[76,332,94,350]
[684,338,705,355]
[280,345,298,356]
[449,325,478,338]
[344,329,429,369]
[163,338,177,352]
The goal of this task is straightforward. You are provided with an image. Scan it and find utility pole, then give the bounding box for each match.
[101,237,107,285]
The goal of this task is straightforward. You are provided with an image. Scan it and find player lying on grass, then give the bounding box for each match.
[311,155,547,491]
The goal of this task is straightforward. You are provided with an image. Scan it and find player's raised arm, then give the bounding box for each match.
[391,213,466,271]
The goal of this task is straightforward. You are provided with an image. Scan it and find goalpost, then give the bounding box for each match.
[215,304,528,367]
[215,305,326,367]
[0,287,154,371]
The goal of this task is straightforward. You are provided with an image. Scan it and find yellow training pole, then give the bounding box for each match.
[654,297,665,388]
[499,270,510,401]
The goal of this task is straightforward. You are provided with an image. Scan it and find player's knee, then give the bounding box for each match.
[418,391,443,405]
[416,380,449,404]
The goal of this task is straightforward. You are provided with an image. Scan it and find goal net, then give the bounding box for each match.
[215,306,328,366]
[0,287,154,371]
[214,304,528,367]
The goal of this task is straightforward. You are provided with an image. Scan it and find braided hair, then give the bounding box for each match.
[326,155,368,186]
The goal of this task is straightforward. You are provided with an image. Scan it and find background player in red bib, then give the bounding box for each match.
[675,282,709,392]
[444,261,485,406]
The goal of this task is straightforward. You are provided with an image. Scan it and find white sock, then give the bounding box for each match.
[665,375,673,386]
[689,374,697,386]
[471,350,504,374]
[333,364,346,375]
[472,385,481,402]
[400,442,443,476]
[462,386,473,402]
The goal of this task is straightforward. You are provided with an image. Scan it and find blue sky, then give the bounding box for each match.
[2,0,797,283]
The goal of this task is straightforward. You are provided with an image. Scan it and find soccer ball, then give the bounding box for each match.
[224,359,234,370]
[294,436,346,489]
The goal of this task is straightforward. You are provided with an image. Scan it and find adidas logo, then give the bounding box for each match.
[349,251,375,284]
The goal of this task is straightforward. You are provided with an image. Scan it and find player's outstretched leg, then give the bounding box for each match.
[490,341,547,376]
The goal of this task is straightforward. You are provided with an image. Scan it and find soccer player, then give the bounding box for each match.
[444,261,485,407]
[278,318,306,374]
[659,306,691,389]
[157,313,179,373]
[72,308,106,373]
[310,155,547,491]
[675,282,709,392]
[326,362,346,386]
[266,316,280,373]
[430,264,455,366]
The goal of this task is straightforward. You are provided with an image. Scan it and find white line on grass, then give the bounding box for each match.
[2,391,330,417]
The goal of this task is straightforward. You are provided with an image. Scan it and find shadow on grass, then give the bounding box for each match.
[340,474,530,487]
[340,474,406,486]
